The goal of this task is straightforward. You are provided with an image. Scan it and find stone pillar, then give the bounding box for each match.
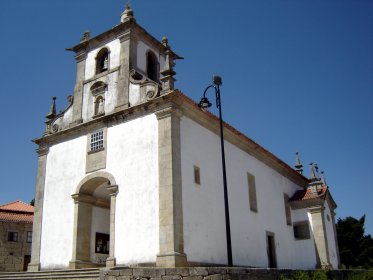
[155,106,188,267]
[69,194,93,269]
[71,50,87,126]
[331,210,341,268]
[28,146,48,272]
[115,30,133,111]
[309,205,331,268]
[106,185,118,268]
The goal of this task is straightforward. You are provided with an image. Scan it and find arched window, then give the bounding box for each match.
[146,51,158,82]
[96,48,109,74]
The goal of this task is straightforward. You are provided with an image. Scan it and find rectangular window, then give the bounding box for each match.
[293,221,310,239]
[26,231,32,243]
[284,193,292,225]
[95,232,110,254]
[8,232,18,242]
[194,165,200,185]
[90,130,104,151]
[247,173,257,212]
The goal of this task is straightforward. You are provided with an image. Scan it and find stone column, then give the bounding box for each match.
[115,30,133,111]
[155,106,188,267]
[331,210,341,268]
[309,205,331,268]
[71,50,87,126]
[69,194,93,269]
[28,146,48,272]
[106,185,118,268]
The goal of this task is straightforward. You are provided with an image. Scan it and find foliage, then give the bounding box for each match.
[279,270,329,280]
[346,271,373,280]
[336,215,373,269]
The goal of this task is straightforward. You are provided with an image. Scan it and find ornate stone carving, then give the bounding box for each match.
[46,95,74,134]
[129,69,160,101]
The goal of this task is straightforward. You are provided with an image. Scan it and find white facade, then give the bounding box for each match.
[30,6,339,272]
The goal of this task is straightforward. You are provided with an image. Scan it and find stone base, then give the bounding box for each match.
[115,103,130,112]
[156,252,188,267]
[69,260,99,269]
[27,262,40,272]
[106,257,116,268]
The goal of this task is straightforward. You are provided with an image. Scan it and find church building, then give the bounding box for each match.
[28,6,339,271]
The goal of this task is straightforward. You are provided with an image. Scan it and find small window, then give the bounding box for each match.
[96,48,109,74]
[247,173,257,212]
[8,232,18,242]
[293,222,310,239]
[95,232,109,254]
[194,165,200,185]
[284,193,292,225]
[26,231,32,243]
[146,51,159,82]
[90,130,104,151]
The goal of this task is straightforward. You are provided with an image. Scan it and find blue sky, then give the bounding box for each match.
[0,1,372,235]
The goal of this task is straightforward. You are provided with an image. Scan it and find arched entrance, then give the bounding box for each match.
[69,171,118,269]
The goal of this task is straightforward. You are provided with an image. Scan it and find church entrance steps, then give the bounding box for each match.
[0,268,99,280]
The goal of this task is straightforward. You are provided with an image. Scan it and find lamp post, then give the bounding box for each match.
[198,75,233,267]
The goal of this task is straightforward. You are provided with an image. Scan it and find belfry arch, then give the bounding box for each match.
[69,171,118,269]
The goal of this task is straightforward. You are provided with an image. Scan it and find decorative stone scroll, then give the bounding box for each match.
[129,69,160,101]
[45,95,74,135]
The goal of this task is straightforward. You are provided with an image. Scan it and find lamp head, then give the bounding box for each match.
[213,75,222,86]
[198,97,212,109]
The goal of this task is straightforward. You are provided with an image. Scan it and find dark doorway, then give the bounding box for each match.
[23,255,31,271]
[266,232,277,268]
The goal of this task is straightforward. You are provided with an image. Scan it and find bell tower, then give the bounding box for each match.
[43,4,182,135]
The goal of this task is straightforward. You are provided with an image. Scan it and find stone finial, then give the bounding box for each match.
[46,97,56,120]
[120,3,134,22]
[321,171,327,186]
[309,162,317,182]
[80,30,90,42]
[162,37,169,49]
[314,164,320,179]
[294,152,303,174]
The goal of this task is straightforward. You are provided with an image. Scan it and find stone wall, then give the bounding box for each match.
[0,221,32,272]
[100,267,373,280]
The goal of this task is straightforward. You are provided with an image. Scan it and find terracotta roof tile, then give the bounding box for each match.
[0,200,34,213]
[290,186,328,202]
[0,201,34,223]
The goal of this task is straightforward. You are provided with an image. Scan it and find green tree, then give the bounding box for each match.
[336,215,373,269]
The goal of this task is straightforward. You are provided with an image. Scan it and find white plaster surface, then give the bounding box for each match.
[136,41,165,74]
[129,83,141,106]
[40,135,87,269]
[81,72,118,123]
[84,39,121,80]
[106,114,159,265]
[180,116,317,269]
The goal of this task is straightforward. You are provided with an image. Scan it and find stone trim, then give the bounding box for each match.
[106,185,118,268]
[71,50,87,126]
[86,127,107,173]
[308,205,331,268]
[28,147,48,272]
[155,106,187,267]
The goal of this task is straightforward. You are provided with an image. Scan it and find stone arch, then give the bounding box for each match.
[95,47,110,74]
[146,50,159,82]
[70,171,118,269]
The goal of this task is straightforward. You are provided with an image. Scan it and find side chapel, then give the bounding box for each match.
[28,6,339,271]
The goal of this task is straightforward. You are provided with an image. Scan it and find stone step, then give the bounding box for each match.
[0,268,100,280]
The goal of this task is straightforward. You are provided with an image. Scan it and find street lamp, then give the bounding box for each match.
[198,75,233,267]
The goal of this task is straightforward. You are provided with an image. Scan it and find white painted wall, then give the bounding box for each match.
[84,39,121,80]
[106,114,159,265]
[81,71,119,123]
[137,41,165,74]
[40,135,87,269]
[180,116,317,269]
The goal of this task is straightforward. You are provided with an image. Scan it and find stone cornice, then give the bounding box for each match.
[34,90,308,188]
[67,19,180,59]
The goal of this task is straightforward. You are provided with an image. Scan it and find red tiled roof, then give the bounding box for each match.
[0,201,34,223]
[290,185,328,202]
[0,200,34,213]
